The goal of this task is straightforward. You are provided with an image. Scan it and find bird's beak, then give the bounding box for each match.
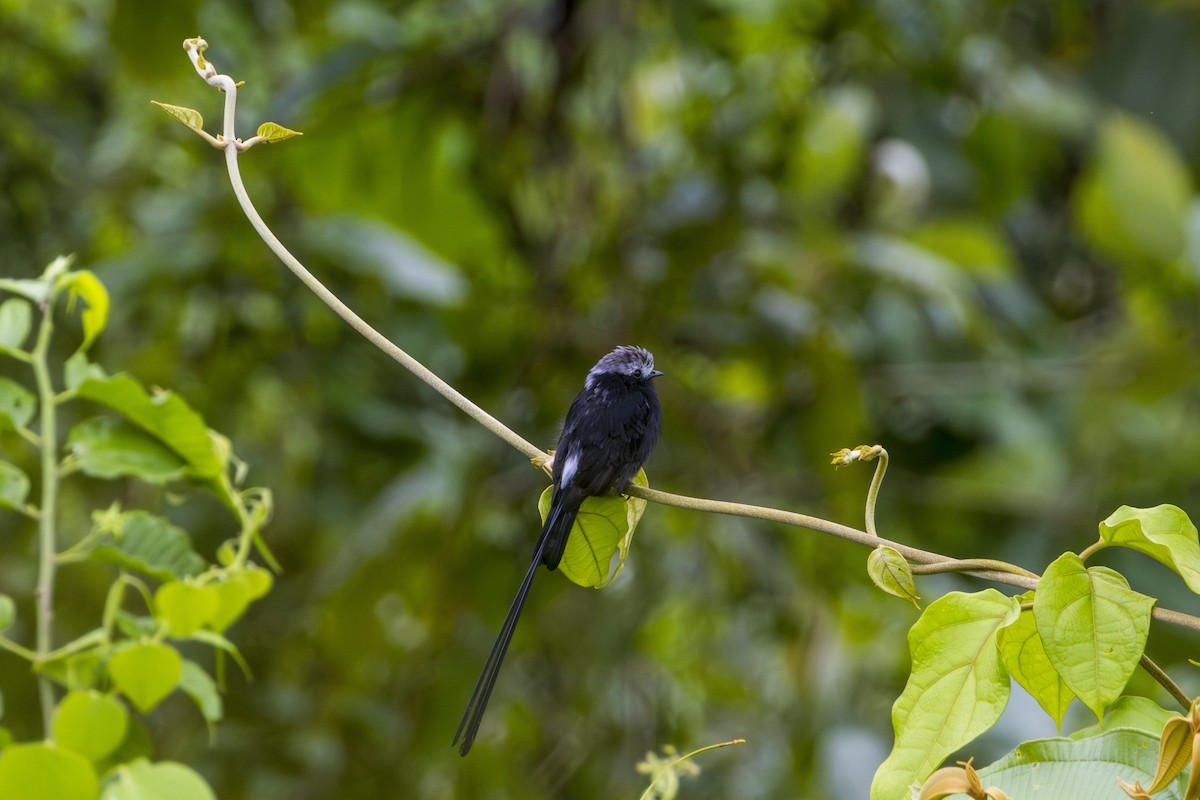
[650,370,664,379]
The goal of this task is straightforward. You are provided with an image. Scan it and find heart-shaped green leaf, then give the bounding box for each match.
[537,469,649,588]
[108,642,182,713]
[1034,552,1155,720]
[53,690,128,762]
[997,591,1074,731]
[0,742,98,800]
[1098,505,1200,594]
[0,378,35,432]
[155,582,219,638]
[104,758,216,800]
[866,545,920,608]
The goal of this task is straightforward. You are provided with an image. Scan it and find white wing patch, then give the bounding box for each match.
[559,447,580,487]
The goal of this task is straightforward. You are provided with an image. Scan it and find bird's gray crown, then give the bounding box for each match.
[586,345,656,388]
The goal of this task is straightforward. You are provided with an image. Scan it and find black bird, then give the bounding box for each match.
[454,345,663,756]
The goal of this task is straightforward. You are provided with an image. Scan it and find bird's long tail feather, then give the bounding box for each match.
[453,551,540,756]
[454,499,575,756]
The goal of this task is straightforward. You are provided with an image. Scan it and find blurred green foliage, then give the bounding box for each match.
[4,0,1200,797]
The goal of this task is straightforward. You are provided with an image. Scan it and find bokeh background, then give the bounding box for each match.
[4,0,1200,797]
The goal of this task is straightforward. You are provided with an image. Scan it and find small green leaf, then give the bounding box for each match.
[104,758,216,800]
[538,469,649,588]
[255,121,303,143]
[63,351,106,391]
[53,690,128,762]
[0,461,30,511]
[151,101,205,132]
[242,564,274,600]
[997,591,1075,731]
[1098,505,1200,594]
[0,298,32,355]
[90,511,205,581]
[0,595,14,631]
[108,642,182,713]
[155,582,218,637]
[0,378,35,432]
[57,270,108,352]
[208,575,251,632]
[866,545,920,608]
[870,589,1020,800]
[179,660,223,725]
[0,742,98,800]
[66,417,187,484]
[1034,553,1155,720]
[77,374,223,478]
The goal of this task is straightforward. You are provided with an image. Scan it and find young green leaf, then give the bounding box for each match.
[1098,505,1200,594]
[76,374,223,478]
[104,758,216,800]
[866,545,920,608]
[155,582,219,637]
[1034,553,1155,720]
[255,122,303,143]
[0,742,98,800]
[150,101,205,132]
[537,469,649,588]
[207,574,251,632]
[178,660,223,726]
[53,690,128,762]
[108,642,183,713]
[0,378,35,431]
[0,461,31,511]
[90,511,205,581]
[57,270,108,352]
[0,298,32,355]
[870,589,1020,800]
[997,592,1074,731]
[66,417,187,484]
[63,351,106,391]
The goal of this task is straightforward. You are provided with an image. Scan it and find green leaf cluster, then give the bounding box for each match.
[0,262,274,798]
[873,505,1200,798]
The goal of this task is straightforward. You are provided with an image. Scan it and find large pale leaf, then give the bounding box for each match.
[104,758,216,800]
[870,589,1020,800]
[997,591,1075,730]
[65,417,187,483]
[76,374,222,478]
[537,469,649,588]
[0,742,98,800]
[973,729,1186,800]
[90,511,205,581]
[1034,553,1154,719]
[1098,505,1200,594]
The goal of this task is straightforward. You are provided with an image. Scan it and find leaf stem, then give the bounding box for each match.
[1078,540,1107,562]
[1140,653,1191,711]
[30,295,58,734]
